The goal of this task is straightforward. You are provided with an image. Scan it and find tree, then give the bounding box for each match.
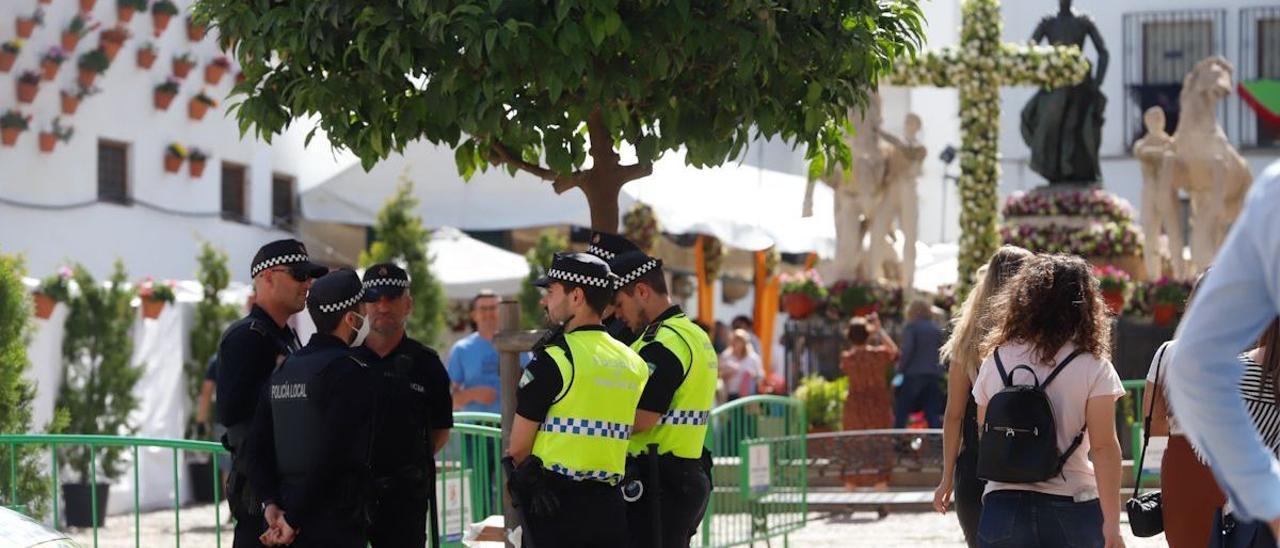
[194,0,924,232]
[518,230,567,329]
[186,242,240,439]
[360,176,447,346]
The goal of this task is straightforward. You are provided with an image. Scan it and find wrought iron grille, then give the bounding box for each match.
[1239,6,1280,148]
[1122,9,1228,149]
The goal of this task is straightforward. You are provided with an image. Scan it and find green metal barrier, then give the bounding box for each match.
[1122,379,1159,484]
[437,422,503,546]
[701,395,807,547]
[451,411,501,427]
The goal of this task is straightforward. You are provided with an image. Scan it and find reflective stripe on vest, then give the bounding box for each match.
[629,313,718,458]
[532,329,648,484]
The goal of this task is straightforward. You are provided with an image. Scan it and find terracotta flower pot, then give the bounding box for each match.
[38,132,56,153]
[187,20,206,42]
[41,59,60,81]
[80,0,97,12]
[62,32,80,52]
[204,64,226,85]
[17,18,36,39]
[163,153,183,173]
[154,89,175,110]
[235,72,246,85]
[40,0,53,5]
[782,293,817,319]
[851,304,877,317]
[1153,303,1177,327]
[77,68,96,87]
[152,12,172,37]
[34,292,56,319]
[118,5,136,23]
[188,99,210,120]
[0,51,15,72]
[17,81,39,103]
[142,298,164,319]
[189,158,206,177]
[1102,290,1126,315]
[101,39,124,62]
[1,128,20,147]
[173,59,194,79]
[61,92,80,115]
[137,48,156,69]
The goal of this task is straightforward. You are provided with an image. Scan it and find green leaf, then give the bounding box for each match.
[555,0,572,22]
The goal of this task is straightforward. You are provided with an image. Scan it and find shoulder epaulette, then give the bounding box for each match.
[246,319,268,337]
[349,355,369,369]
[641,320,663,343]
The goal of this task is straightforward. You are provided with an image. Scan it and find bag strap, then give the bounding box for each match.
[1040,349,1085,390]
[1132,343,1168,498]
[994,349,1014,387]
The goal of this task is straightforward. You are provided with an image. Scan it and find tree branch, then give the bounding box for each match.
[618,162,653,184]
[488,141,583,194]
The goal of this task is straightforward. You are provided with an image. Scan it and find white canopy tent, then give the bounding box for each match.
[420,227,531,299]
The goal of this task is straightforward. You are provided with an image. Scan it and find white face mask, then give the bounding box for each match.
[349,312,371,347]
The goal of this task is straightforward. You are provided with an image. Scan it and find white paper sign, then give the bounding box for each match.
[748,444,771,494]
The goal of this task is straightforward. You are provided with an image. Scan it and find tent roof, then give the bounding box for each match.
[426,227,530,299]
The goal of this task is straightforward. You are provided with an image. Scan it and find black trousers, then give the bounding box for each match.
[525,476,628,548]
[232,514,269,548]
[368,493,430,548]
[954,396,984,548]
[626,458,712,548]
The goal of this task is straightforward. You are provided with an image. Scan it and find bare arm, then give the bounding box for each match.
[431,429,450,454]
[935,368,973,513]
[1086,394,1124,546]
[508,415,540,465]
[1142,381,1169,437]
[634,410,662,434]
[196,380,215,425]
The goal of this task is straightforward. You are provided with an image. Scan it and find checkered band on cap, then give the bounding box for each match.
[614,258,660,290]
[252,254,310,277]
[540,417,633,441]
[547,463,624,485]
[586,244,616,260]
[659,409,710,426]
[363,277,410,290]
[546,268,612,288]
[316,287,365,314]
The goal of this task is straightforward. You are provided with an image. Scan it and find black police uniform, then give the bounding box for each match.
[357,264,455,548]
[586,231,640,345]
[216,239,324,548]
[246,269,377,548]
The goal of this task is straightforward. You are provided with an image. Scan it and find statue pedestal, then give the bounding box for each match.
[999,186,1148,280]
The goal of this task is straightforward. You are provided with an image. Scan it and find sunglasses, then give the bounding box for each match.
[267,266,310,282]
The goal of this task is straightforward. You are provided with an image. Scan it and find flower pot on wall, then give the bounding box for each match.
[79,0,98,13]
[188,99,210,120]
[17,18,37,39]
[38,132,56,153]
[204,64,226,85]
[163,154,183,173]
[0,51,15,72]
[154,89,175,110]
[141,298,164,319]
[41,60,60,81]
[782,293,817,319]
[61,92,80,115]
[187,19,206,41]
[137,48,156,69]
[189,158,206,177]
[101,40,124,62]
[118,5,136,23]
[34,293,56,319]
[152,12,172,37]
[62,32,80,52]
[1,128,19,147]
[172,59,194,79]
[16,81,38,103]
[77,68,97,87]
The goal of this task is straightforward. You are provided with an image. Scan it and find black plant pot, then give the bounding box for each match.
[62,482,110,528]
[188,460,217,503]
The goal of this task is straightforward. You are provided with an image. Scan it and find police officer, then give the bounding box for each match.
[585,231,641,345]
[609,247,717,548]
[217,239,326,548]
[246,269,377,547]
[506,253,649,547]
[357,263,454,548]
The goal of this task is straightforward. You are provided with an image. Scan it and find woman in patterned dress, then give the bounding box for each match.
[840,313,899,490]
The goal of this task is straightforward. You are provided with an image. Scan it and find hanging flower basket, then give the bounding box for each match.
[38,132,56,152]
[782,293,818,319]
[188,148,207,177]
[172,55,195,79]
[17,17,37,39]
[163,142,187,173]
[61,91,81,115]
[186,17,206,41]
[150,1,178,37]
[34,292,57,319]
[205,57,231,85]
[154,78,178,110]
[137,44,156,69]
[189,91,216,120]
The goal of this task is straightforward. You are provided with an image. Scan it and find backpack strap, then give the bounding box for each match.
[1044,349,1090,476]
[1039,349,1085,390]
[995,349,1043,388]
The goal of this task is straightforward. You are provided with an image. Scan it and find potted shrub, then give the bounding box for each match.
[40,46,67,80]
[137,277,175,319]
[57,262,140,528]
[186,15,206,41]
[205,55,231,85]
[15,70,40,103]
[172,51,195,78]
[779,269,827,319]
[1095,265,1131,315]
[188,90,217,120]
[99,24,130,62]
[1150,277,1190,327]
[1,109,31,147]
[63,14,98,52]
[38,118,74,153]
[16,8,44,39]
[1,39,22,73]
[150,0,178,36]
[61,84,99,115]
[153,77,179,110]
[76,48,110,87]
[136,40,157,69]
[117,0,148,24]
[163,142,187,173]
[33,266,73,319]
[831,279,878,317]
[794,375,848,457]
[188,147,208,177]
[79,0,98,13]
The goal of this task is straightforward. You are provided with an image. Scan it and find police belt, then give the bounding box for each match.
[375,464,431,495]
[223,423,251,471]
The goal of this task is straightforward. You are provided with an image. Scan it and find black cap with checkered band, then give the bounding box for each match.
[585,231,642,261]
[250,239,328,279]
[534,252,618,290]
[608,250,664,291]
[306,269,377,316]
[361,262,411,301]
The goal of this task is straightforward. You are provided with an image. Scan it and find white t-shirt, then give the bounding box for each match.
[1144,340,1180,435]
[973,341,1126,501]
[720,350,763,396]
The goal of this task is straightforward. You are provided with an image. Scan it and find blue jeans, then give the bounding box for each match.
[893,374,943,428]
[979,490,1103,548]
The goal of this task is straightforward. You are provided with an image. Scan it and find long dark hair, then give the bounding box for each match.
[1258,319,1280,404]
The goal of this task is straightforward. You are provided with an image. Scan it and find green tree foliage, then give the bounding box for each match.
[194,0,924,231]
[187,242,240,439]
[518,230,567,329]
[360,177,447,346]
[58,262,140,482]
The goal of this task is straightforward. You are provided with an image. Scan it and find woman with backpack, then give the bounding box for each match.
[933,246,1033,547]
[973,254,1127,548]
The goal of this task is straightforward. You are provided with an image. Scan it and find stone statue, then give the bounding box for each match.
[875,113,927,291]
[1160,56,1252,274]
[1134,107,1186,279]
[819,94,894,282]
[1021,0,1109,185]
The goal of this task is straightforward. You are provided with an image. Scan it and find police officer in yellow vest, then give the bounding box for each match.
[506,252,649,547]
[609,247,717,548]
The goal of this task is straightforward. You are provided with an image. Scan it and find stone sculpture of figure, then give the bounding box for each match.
[1021,0,1109,185]
[1161,56,1253,274]
[1134,107,1185,279]
[875,113,927,291]
[819,94,894,282]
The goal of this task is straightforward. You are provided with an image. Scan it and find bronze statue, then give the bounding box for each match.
[1020,0,1109,185]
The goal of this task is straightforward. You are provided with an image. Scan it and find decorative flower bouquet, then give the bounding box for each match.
[1003,189,1136,223]
[1148,276,1193,326]
[781,269,827,300]
[1000,221,1143,257]
[830,279,878,316]
[139,277,176,303]
[33,266,73,318]
[1094,265,1131,314]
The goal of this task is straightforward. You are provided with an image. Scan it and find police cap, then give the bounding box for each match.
[534,252,617,290]
[250,239,328,280]
[585,231,641,261]
[306,269,376,315]
[608,250,663,291]
[362,262,411,301]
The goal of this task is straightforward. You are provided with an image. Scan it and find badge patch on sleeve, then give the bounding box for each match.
[519,369,534,388]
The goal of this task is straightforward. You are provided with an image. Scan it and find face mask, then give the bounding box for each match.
[350,312,371,347]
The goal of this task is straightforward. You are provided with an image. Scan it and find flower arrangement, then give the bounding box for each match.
[622,202,660,255]
[188,148,207,162]
[78,48,110,73]
[1095,265,1131,293]
[67,14,99,38]
[155,77,179,95]
[780,269,827,299]
[829,279,877,315]
[138,277,176,303]
[1003,189,1136,224]
[1000,221,1143,257]
[39,117,74,152]
[192,90,217,106]
[37,266,74,303]
[1149,276,1190,305]
[42,46,67,65]
[166,142,188,158]
[16,9,44,38]
[172,51,195,78]
[17,70,41,85]
[150,0,178,16]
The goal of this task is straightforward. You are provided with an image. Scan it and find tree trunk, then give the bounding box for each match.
[580,172,623,233]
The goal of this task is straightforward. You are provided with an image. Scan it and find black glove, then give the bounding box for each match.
[504,456,560,517]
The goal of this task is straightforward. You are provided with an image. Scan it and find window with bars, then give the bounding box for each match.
[1241,7,1280,148]
[97,140,130,204]
[221,163,248,223]
[272,174,295,231]
[1122,10,1227,148]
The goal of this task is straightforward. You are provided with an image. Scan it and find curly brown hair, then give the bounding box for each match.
[981,254,1112,364]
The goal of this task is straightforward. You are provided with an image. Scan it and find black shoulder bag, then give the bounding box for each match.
[1126,344,1166,537]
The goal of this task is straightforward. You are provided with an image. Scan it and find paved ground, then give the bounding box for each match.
[60,504,1168,547]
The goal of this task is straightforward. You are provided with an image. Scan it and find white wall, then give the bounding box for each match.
[0,1,353,282]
